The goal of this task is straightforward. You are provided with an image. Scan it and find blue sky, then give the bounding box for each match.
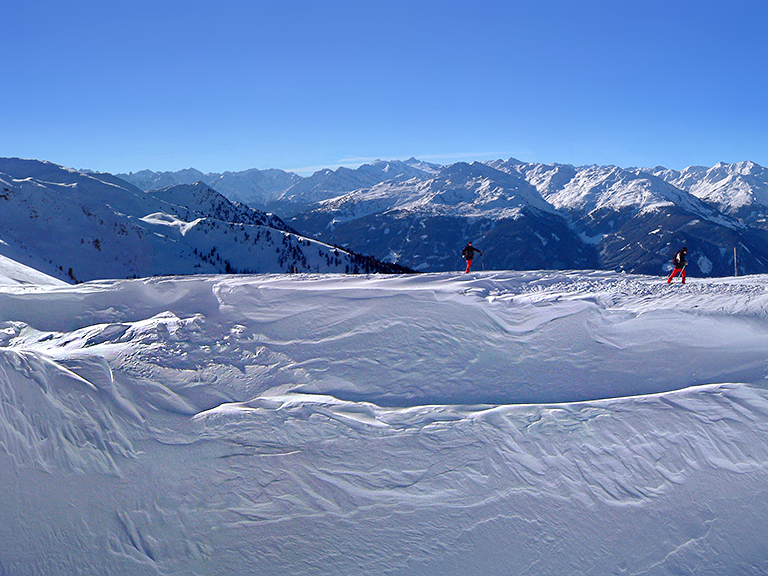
[2,0,767,175]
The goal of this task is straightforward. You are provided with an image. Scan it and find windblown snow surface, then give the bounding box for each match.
[2,267,768,575]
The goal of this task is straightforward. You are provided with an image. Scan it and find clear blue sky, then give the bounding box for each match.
[3,0,767,175]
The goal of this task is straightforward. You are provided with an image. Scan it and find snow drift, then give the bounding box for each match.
[2,266,768,575]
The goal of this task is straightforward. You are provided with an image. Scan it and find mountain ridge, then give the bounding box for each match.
[0,158,412,283]
[282,158,768,276]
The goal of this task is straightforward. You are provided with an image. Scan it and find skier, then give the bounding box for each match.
[461,241,483,273]
[667,246,687,284]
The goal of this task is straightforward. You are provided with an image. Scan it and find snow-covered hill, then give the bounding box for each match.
[0,158,408,282]
[144,181,289,230]
[2,269,768,574]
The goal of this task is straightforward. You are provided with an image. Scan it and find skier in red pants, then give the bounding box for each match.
[667,246,687,284]
[462,242,483,273]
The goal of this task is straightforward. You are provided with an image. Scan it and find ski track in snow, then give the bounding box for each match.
[2,270,768,574]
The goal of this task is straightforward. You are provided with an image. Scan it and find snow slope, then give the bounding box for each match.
[0,253,66,286]
[2,269,768,574]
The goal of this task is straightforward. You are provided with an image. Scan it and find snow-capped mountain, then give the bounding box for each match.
[281,157,768,277]
[145,182,289,230]
[119,159,440,217]
[268,158,442,217]
[0,158,410,282]
[501,162,719,219]
[289,162,596,272]
[401,155,442,174]
[116,167,208,191]
[117,167,302,208]
[647,160,768,220]
[19,155,768,278]
[313,161,559,221]
[642,164,710,194]
[487,159,577,198]
[206,168,303,206]
[485,159,768,276]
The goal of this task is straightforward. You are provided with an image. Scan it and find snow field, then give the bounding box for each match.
[2,269,768,574]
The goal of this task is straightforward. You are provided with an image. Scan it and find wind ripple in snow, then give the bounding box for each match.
[0,348,137,475]
[195,383,768,514]
[166,382,768,574]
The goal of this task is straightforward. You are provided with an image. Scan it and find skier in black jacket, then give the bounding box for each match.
[462,242,483,273]
[667,246,687,284]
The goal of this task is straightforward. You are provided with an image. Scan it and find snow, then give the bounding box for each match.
[3,264,768,574]
[0,252,67,286]
[651,161,768,214]
[315,162,557,223]
[539,165,699,217]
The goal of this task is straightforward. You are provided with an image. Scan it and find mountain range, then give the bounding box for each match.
[3,155,768,283]
[0,158,410,283]
[121,157,768,277]
[118,158,442,217]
